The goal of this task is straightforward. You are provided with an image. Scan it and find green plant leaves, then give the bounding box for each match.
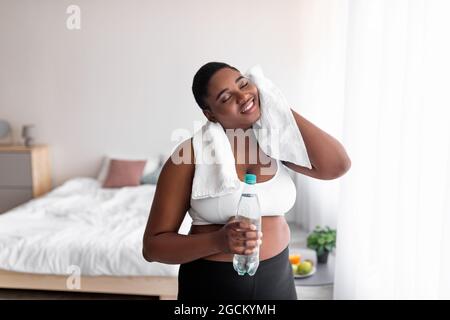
[306,225,337,254]
[317,247,325,256]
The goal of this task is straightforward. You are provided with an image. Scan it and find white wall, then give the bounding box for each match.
[0,0,306,187]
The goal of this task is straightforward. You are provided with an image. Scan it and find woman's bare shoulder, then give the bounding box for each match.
[168,137,194,167]
[158,138,195,186]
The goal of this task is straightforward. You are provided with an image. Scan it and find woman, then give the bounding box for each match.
[142,62,351,300]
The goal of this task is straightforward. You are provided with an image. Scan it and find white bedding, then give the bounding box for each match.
[0,177,193,276]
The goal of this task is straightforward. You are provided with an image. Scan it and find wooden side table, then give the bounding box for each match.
[0,145,52,213]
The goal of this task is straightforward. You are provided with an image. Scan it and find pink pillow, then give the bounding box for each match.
[102,159,147,188]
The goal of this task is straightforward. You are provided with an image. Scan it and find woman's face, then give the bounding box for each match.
[202,68,261,130]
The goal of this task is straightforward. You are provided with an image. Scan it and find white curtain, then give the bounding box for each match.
[295,0,450,299]
[292,0,349,231]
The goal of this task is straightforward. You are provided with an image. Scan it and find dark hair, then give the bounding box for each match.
[192,62,239,110]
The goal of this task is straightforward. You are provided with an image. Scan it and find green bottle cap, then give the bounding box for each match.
[244,174,257,185]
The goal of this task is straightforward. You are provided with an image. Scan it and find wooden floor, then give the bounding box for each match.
[0,288,159,300]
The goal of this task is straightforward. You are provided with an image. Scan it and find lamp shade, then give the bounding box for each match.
[22,124,35,139]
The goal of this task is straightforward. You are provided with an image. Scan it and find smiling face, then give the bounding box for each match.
[202,68,261,130]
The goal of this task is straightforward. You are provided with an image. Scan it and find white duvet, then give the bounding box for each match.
[0,177,193,276]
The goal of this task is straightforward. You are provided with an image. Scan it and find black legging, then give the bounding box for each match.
[177,245,297,300]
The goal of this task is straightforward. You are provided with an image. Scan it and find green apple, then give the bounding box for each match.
[297,261,313,275]
[291,264,298,274]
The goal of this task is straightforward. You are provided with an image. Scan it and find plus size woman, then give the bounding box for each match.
[142,62,351,300]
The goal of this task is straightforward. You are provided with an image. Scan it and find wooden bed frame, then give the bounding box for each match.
[0,269,178,300]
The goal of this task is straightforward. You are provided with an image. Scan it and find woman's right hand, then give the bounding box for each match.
[216,217,263,255]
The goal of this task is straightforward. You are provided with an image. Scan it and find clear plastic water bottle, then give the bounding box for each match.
[233,173,261,276]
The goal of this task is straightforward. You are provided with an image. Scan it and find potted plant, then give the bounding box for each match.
[307,226,336,264]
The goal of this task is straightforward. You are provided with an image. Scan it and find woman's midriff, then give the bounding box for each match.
[189,216,291,262]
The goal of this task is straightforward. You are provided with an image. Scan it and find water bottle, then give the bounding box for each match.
[233,173,261,276]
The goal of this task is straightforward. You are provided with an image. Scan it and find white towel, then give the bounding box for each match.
[191,65,312,199]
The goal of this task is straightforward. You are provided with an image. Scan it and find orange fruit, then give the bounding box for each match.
[289,254,301,265]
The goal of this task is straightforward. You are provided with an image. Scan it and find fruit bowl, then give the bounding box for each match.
[293,265,316,278]
[289,254,316,278]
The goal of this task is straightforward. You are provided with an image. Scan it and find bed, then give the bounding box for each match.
[0,177,192,299]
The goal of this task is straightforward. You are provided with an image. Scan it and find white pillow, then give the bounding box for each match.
[97,154,160,183]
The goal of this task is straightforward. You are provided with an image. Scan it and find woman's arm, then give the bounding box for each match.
[142,139,223,264]
[144,230,223,265]
[142,138,262,264]
[282,109,351,180]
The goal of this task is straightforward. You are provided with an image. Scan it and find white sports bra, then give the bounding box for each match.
[188,158,297,225]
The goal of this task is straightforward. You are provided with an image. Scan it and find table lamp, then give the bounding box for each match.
[22,124,35,147]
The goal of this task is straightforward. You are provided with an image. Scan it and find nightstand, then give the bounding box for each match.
[0,145,52,213]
